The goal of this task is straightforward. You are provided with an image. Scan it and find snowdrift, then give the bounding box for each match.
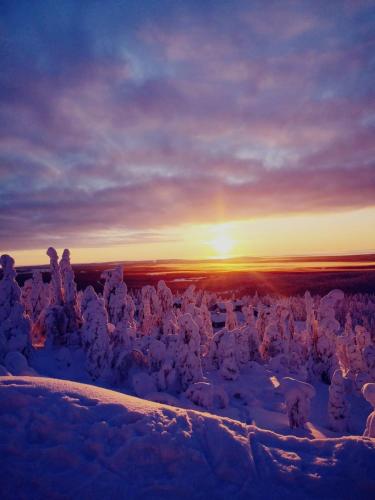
[1,376,374,500]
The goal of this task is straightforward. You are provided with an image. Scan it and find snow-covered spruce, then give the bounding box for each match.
[225,300,238,331]
[176,313,203,391]
[101,265,127,326]
[328,369,350,433]
[280,377,316,429]
[310,290,344,382]
[362,383,375,438]
[209,328,239,380]
[185,381,229,410]
[59,249,81,336]
[36,247,71,348]
[0,254,31,361]
[81,286,110,381]
[47,247,63,306]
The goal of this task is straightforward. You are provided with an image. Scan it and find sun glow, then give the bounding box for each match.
[210,226,235,257]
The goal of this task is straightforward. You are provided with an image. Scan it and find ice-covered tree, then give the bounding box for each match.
[260,321,283,362]
[209,328,239,380]
[310,290,344,382]
[185,381,228,410]
[59,249,81,334]
[280,377,316,429]
[21,278,33,319]
[364,345,375,382]
[30,270,50,323]
[101,266,127,326]
[181,285,196,313]
[81,286,111,380]
[362,383,375,438]
[225,301,238,331]
[0,254,31,361]
[176,313,203,390]
[233,326,250,366]
[47,247,63,305]
[157,280,173,317]
[42,248,68,347]
[328,369,349,432]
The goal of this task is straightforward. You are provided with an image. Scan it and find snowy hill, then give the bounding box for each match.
[1,376,374,500]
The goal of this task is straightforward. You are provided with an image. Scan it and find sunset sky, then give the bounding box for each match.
[1,0,375,265]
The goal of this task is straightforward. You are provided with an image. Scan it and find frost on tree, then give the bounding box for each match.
[21,278,33,319]
[310,290,344,382]
[362,383,375,438]
[41,248,68,347]
[225,301,238,331]
[149,332,179,393]
[0,254,31,361]
[209,328,239,380]
[280,377,316,429]
[185,381,229,410]
[30,271,50,322]
[328,369,349,433]
[101,266,127,326]
[260,316,283,362]
[139,285,160,337]
[176,313,203,390]
[157,280,173,317]
[59,249,81,335]
[47,247,63,306]
[81,286,110,380]
[364,345,375,383]
[181,285,196,313]
[196,295,214,353]
[233,326,250,366]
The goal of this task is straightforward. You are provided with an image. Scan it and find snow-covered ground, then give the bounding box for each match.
[1,376,374,500]
[1,248,375,499]
[26,345,372,439]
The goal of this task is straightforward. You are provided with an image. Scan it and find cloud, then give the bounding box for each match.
[0,0,374,251]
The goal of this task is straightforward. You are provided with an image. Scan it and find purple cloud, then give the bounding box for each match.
[1,0,374,251]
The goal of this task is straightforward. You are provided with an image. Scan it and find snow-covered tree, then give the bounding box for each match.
[30,270,50,323]
[280,377,316,429]
[225,301,238,331]
[59,249,81,334]
[260,321,283,362]
[181,285,196,313]
[47,247,63,305]
[233,326,250,366]
[209,328,239,380]
[328,369,349,432]
[81,286,110,380]
[310,290,344,382]
[176,313,203,390]
[185,381,228,410]
[20,278,33,319]
[362,383,375,438]
[101,266,127,326]
[157,280,173,317]
[42,248,68,347]
[0,254,31,361]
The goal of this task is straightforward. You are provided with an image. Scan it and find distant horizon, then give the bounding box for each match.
[12,249,375,270]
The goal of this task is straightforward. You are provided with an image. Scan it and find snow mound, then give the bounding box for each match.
[0,376,374,500]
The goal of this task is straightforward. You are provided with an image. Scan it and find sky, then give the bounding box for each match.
[1,0,375,265]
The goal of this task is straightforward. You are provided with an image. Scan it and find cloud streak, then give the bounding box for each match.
[1,0,374,250]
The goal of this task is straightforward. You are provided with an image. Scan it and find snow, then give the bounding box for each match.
[0,376,374,500]
[2,250,375,498]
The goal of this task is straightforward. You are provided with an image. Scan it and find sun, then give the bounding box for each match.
[210,230,234,257]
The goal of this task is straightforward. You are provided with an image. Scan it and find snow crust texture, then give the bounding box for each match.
[0,376,374,500]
